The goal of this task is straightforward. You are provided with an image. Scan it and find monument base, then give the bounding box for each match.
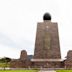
[31,59,64,68]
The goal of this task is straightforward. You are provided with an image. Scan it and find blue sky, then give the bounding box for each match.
[0,0,72,59]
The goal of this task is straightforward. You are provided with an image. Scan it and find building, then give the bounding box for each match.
[10,13,72,69]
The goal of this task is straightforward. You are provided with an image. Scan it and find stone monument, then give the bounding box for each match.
[10,13,72,69]
[31,13,62,68]
[33,13,61,59]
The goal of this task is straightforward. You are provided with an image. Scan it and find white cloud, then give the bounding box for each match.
[0,0,72,59]
[0,44,20,59]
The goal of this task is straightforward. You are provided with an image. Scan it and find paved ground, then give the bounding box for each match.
[39,70,56,72]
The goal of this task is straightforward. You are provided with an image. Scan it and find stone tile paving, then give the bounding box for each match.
[39,70,56,72]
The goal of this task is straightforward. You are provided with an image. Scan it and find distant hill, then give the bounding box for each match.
[28,55,33,60]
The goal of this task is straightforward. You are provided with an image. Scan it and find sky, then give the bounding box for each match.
[0,0,72,59]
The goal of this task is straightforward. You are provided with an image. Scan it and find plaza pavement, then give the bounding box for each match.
[39,70,56,72]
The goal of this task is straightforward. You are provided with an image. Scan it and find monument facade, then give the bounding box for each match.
[33,13,61,59]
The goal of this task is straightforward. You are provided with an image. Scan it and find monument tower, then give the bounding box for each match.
[31,13,62,68]
[10,13,72,69]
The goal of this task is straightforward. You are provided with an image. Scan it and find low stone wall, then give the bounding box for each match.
[10,59,31,68]
[31,61,64,68]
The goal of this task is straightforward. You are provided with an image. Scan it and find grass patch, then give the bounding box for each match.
[56,70,72,72]
[1,70,72,72]
[0,63,10,67]
[0,70,38,72]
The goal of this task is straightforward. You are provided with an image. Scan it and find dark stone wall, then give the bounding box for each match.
[10,59,31,68]
[20,50,27,60]
[64,50,72,69]
[10,50,31,68]
[33,21,61,59]
[31,61,63,68]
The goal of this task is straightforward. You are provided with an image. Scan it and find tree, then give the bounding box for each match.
[0,57,11,70]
